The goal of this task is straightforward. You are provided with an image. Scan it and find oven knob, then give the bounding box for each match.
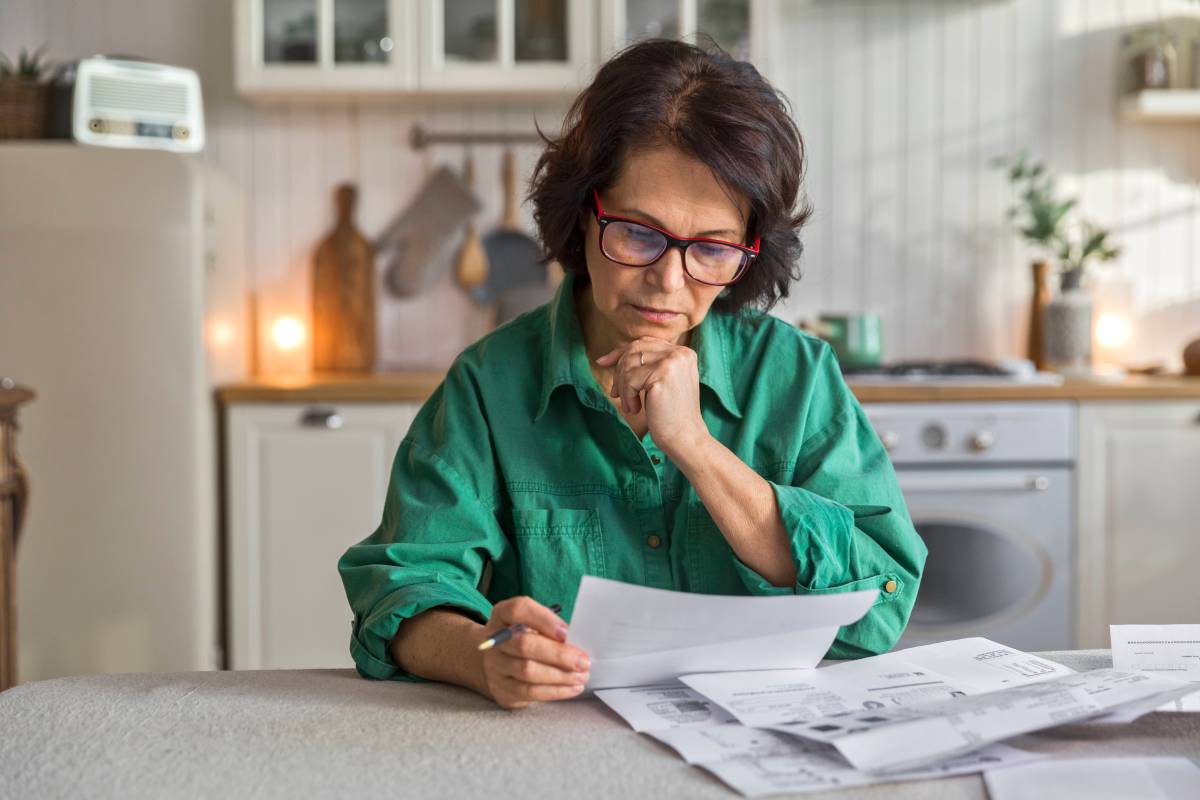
[970,430,996,452]
[921,424,947,450]
[879,430,900,452]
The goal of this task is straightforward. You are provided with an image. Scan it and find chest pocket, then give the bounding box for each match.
[511,507,607,622]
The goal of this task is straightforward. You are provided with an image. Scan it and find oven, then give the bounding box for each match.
[862,402,1075,652]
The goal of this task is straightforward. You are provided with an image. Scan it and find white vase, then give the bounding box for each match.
[1042,287,1093,376]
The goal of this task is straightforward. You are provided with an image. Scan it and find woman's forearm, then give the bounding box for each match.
[672,434,798,588]
[388,608,490,695]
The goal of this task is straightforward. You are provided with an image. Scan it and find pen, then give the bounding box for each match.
[477,603,563,651]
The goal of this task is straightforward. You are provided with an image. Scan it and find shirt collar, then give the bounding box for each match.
[534,270,743,421]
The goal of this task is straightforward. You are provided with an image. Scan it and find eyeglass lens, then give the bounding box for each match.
[602,220,747,284]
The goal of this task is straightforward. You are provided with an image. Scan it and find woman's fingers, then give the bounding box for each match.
[491,596,568,641]
[609,344,667,413]
[499,627,591,672]
[493,675,586,708]
[490,650,589,686]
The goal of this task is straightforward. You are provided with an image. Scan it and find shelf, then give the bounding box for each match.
[1120,89,1200,122]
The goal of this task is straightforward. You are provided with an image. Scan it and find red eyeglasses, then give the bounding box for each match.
[592,189,759,286]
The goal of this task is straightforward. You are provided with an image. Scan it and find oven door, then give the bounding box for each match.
[893,467,1073,652]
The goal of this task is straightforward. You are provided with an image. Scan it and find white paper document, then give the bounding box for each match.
[678,637,1074,730]
[1111,624,1200,711]
[984,757,1200,800]
[767,669,1192,773]
[699,741,1041,798]
[568,576,877,689]
[594,677,1042,797]
[593,683,737,732]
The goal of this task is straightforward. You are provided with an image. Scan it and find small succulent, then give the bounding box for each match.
[994,150,1121,291]
[0,45,53,81]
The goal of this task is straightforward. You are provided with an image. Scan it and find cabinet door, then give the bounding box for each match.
[226,402,420,669]
[417,0,596,94]
[236,0,418,98]
[599,0,768,68]
[1077,401,1200,647]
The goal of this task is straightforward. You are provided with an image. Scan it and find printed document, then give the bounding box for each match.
[984,757,1200,800]
[1111,624,1200,711]
[568,576,877,689]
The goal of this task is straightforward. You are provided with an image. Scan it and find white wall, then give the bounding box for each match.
[2,0,1197,367]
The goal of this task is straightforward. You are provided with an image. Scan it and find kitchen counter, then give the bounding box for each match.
[216,372,1200,405]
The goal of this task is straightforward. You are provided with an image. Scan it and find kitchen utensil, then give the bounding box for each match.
[474,147,548,306]
[454,149,489,290]
[376,165,481,297]
[312,183,376,372]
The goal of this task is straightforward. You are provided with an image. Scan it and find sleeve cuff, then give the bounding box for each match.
[351,582,492,682]
[730,482,903,606]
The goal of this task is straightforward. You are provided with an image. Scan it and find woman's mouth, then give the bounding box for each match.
[633,304,680,323]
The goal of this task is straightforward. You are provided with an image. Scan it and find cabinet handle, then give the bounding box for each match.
[299,407,344,430]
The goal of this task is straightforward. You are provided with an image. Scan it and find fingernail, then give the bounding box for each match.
[555,623,569,641]
[576,656,590,670]
[574,672,590,684]
[570,683,586,693]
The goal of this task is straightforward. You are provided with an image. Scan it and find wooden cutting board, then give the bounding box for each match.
[312,183,376,372]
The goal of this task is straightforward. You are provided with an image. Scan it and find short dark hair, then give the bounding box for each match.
[528,37,812,314]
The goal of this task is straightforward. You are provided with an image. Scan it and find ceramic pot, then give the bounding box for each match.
[1042,288,1093,375]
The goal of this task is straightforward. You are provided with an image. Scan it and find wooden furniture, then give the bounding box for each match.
[0,379,34,693]
[3,650,1198,798]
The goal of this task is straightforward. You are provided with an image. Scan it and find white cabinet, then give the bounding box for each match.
[417,0,596,94]
[1076,401,1200,648]
[225,401,419,669]
[235,0,419,97]
[599,0,773,69]
[235,0,596,99]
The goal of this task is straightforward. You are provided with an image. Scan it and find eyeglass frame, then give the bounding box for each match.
[591,189,760,286]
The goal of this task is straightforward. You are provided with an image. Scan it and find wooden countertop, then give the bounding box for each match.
[217,372,1200,405]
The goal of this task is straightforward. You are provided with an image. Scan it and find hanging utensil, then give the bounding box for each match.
[454,147,489,290]
[475,147,549,312]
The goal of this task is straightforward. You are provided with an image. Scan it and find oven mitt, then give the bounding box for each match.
[376,166,481,297]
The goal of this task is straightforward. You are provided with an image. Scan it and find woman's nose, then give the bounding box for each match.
[649,245,688,292]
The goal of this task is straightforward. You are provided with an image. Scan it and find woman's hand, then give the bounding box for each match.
[595,336,711,460]
[477,596,591,710]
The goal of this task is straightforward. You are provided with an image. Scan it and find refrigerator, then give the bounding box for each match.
[0,143,247,682]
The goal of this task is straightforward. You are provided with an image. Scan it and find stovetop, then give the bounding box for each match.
[841,359,1064,385]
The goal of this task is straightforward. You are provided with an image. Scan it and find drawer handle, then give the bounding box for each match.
[299,407,343,430]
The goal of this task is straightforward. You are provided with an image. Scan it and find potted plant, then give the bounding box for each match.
[995,151,1122,375]
[0,45,53,139]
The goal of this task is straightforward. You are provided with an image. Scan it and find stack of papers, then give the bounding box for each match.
[574,579,1196,797]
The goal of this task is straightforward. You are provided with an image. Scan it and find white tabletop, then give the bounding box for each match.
[1,650,1198,799]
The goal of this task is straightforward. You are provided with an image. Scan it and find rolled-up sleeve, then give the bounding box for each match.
[730,346,927,658]
[337,364,510,681]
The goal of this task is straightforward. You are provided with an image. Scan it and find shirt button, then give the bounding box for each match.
[651,455,662,465]
[884,579,897,593]
[646,534,662,549]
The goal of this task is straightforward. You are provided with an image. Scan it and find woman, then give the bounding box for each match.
[338,39,926,709]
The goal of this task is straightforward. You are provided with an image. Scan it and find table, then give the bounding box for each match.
[2,650,1197,799]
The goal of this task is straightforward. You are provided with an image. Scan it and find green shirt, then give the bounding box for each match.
[338,270,927,681]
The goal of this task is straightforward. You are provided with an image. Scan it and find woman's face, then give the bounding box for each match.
[580,144,751,348]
